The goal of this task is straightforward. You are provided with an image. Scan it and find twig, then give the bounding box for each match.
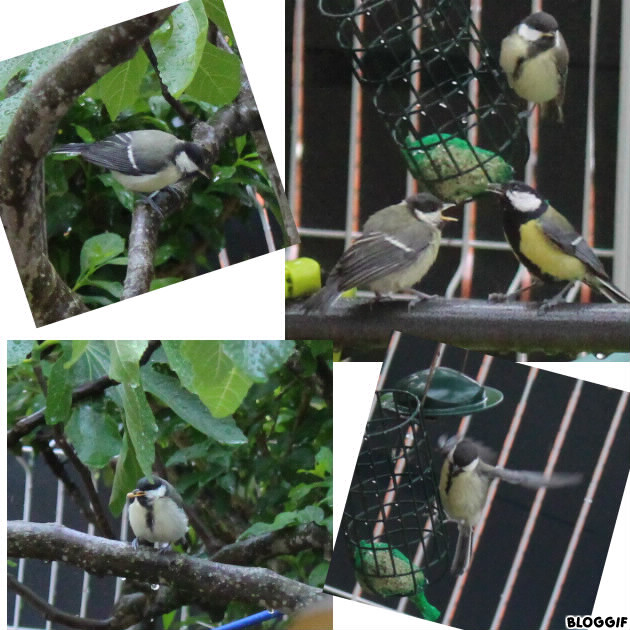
[142,41,195,124]
[8,573,115,629]
[8,341,161,447]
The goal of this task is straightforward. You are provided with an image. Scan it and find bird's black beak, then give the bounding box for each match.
[486,183,505,195]
[127,489,144,499]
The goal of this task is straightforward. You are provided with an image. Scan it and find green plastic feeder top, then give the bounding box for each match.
[394,367,503,416]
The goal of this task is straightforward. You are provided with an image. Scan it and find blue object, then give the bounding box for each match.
[213,610,284,630]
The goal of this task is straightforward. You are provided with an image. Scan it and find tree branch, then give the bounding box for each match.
[285,298,630,355]
[8,521,324,612]
[0,8,176,325]
[121,76,264,298]
[211,523,331,565]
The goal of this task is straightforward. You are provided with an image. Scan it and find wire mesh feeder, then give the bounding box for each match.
[343,389,448,620]
[319,0,530,203]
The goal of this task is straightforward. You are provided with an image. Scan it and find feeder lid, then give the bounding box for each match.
[394,367,503,416]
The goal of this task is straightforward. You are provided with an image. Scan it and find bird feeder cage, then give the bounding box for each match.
[343,389,449,613]
[318,0,530,202]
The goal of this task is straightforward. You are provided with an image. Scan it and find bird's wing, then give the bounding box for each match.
[480,462,582,488]
[538,209,608,278]
[72,133,171,175]
[335,227,435,291]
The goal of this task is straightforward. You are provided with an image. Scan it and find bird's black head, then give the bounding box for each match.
[451,440,479,468]
[524,11,558,34]
[405,193,457,225]
[136,477,165,492]
[176,142,210,178]
[487,180,547,218]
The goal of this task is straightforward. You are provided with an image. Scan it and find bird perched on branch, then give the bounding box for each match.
[438,435,582,575]
[487,181,630,311]
[500,11,569,122]
[50,130,210,209]
[354,540,440,621]
[303,193,457,312]
[127,476,189,551]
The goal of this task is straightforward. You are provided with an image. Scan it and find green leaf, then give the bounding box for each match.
[7,341,34,367]
[308,561,330,588]
[239,506,326,540]
[64,341,89,369]
[83,279,123,299]
[66,405,122,467]
[203,0,234,40]
[141,366,247,444]
[110,432,143,515]
[187,42,241,106]
[108,342,157,478]
[88,48,148,120]
[222,341,296,382]
[46,355,73,425]
[151,0,207,96]
[181,341,252,417]
[79,233,125,273]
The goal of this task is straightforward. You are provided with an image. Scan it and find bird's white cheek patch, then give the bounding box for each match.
[518,23,544,42]
[175,151,200,173]
[506,190,541,213]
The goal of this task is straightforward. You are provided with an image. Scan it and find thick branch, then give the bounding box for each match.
[8,521,323,612]
[0,8,176,325]
[285,298,630,355]
[211,523,330,565]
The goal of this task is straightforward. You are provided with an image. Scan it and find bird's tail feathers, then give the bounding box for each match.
[451,523,472,575]
[590,276,630,304]
[302,280,341,313]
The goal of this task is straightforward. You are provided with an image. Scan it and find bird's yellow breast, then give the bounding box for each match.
[519,220,586,280]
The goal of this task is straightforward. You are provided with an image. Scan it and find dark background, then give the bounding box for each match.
[324,337,629,630]
[285,0,622,315]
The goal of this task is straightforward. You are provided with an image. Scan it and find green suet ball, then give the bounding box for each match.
[404,134,514,203]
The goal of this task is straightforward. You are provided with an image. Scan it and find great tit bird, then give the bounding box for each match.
[438,435,582,575]
[303,193,457,312]
[354,540,441,621]
[50,130,210,194]
[127,476,189,550]
[499,11,569,122]
[487,181,630,310]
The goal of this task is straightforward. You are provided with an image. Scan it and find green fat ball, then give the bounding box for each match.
[405,134,514,203]
[354,540,440,621]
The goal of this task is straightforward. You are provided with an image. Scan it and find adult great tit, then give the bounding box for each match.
[499,11,569,122]
[127,476,189,550]
[438,435,582,575]
[488,181,630,310]
[303,193,457,312]
[50,130,210,194]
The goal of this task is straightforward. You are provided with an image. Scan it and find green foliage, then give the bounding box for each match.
[0,0,284,310]
[7,341,333,560]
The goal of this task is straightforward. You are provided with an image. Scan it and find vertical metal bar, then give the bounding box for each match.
[13,453,34,629]
[345,3,364,249]
[613,0,630,292]
[288,0,305,226]
[46,479,66,630]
